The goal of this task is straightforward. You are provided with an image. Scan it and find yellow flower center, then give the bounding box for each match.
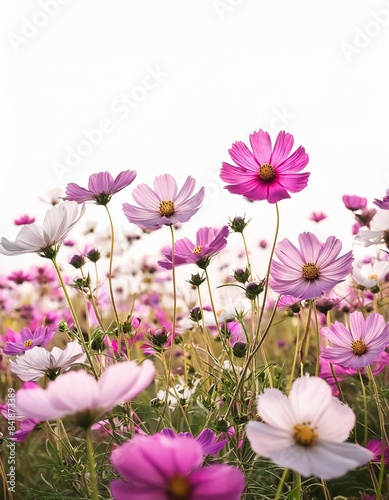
[159,200,175,217]
[351,339,367,355]
[293,422,318,447]
[23,339,34,347]
[193,246,202,254]
[258,163,276,181]
[368,274,379,280]
[166,474,191,499]
[302,262,320,280]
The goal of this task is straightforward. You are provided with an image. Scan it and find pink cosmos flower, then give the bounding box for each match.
[309,211,327,223]
[373,189,389,210]
[269,232,353,300]
[3,325,56,356]
[16,360,155,427]
[246,375,373,479]
[14,215,36,225]
[0,201,85,257]
[342,195,368,211]
[220,129,309,203]
[7,270,33,285]
[366,439,389,464]
[320,311,389,369]
[157,226,229,270]
[64,169,137,205]
[123,174,205,230]
[110,433,245,500]
[159,428,228,456]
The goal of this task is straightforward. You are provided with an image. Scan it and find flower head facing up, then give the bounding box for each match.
[269,232,353,300]
[246,375,373,479]
[16,359,156,428]
[64,170,137,205]
[320,311,389,369]
[0,201,85,258]
[158,225,229,270]
[220,129,310,203]
[123,174,205,230]
[110,433,245,500]
[3,325,56,356]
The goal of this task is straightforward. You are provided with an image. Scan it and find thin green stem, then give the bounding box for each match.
[104,205,120,331]
[274,468,288,500]
[51,257,98,379]
[85,428,99,500]
[358,369,368,446]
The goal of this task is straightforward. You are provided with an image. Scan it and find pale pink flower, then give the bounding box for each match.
[10,341,86,381]
[246,375,373,479]
[123,174,205,229]
[0,201,85,257]
[220,129,309,203]
[270,232,353,300]
[16,360,155,427]
[320,311,389,369]
[64,170,137,205]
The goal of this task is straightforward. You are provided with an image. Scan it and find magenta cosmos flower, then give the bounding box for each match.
[110,433,245,500]
[158,226,229,270]
[0,201,85,257]
[320,311,389,369]
[342,194,367,211]
[16,360,155,428]
[220,129,309,203]
[373,188,389,210]
[123,174,205,230]
[246,375,373,479]
[269,232,353,300]
[3,325,56,356]
[64,169,137,205]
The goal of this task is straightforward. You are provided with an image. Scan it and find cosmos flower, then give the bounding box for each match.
[14,215,36,225]
[110,433,245,500]
[159,428,228,456]
[0,201,85,257]
[320,311,389,369]
[157,226,229,270]
[366,439,389,464]
[123,174,205,230]
[220,129,309,203]
[356,209,389,247]
[246,375,373,479]
[64,170,137,205]
[16,360,155,427]
[309,211,327,223]
[3,325,56,356]
[269,232,354,300]
[352,259,389,290]
[10,341,87,381]
[342,195,367,211]
[373,189,389,210]
[7,270,33,285]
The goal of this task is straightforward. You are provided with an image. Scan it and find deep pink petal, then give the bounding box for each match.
[249,129,272,165]
[269,131,294,167]
[228,141,258,171]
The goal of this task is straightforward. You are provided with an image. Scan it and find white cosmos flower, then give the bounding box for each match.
[246,375,373,480]
[356,209,389,247]
[10,341,87,381]
[352,259,389,289]
[0,201,85,256]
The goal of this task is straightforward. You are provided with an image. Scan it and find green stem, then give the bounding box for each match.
[358,369,368,446]
[85,428,99,500]
[274,468,288,500]
[51,257,98,379]
[104,205,121,332]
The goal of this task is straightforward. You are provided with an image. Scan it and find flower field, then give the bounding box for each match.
[1,129,388,499]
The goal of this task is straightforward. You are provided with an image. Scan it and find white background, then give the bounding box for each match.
[1,0,389,275]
